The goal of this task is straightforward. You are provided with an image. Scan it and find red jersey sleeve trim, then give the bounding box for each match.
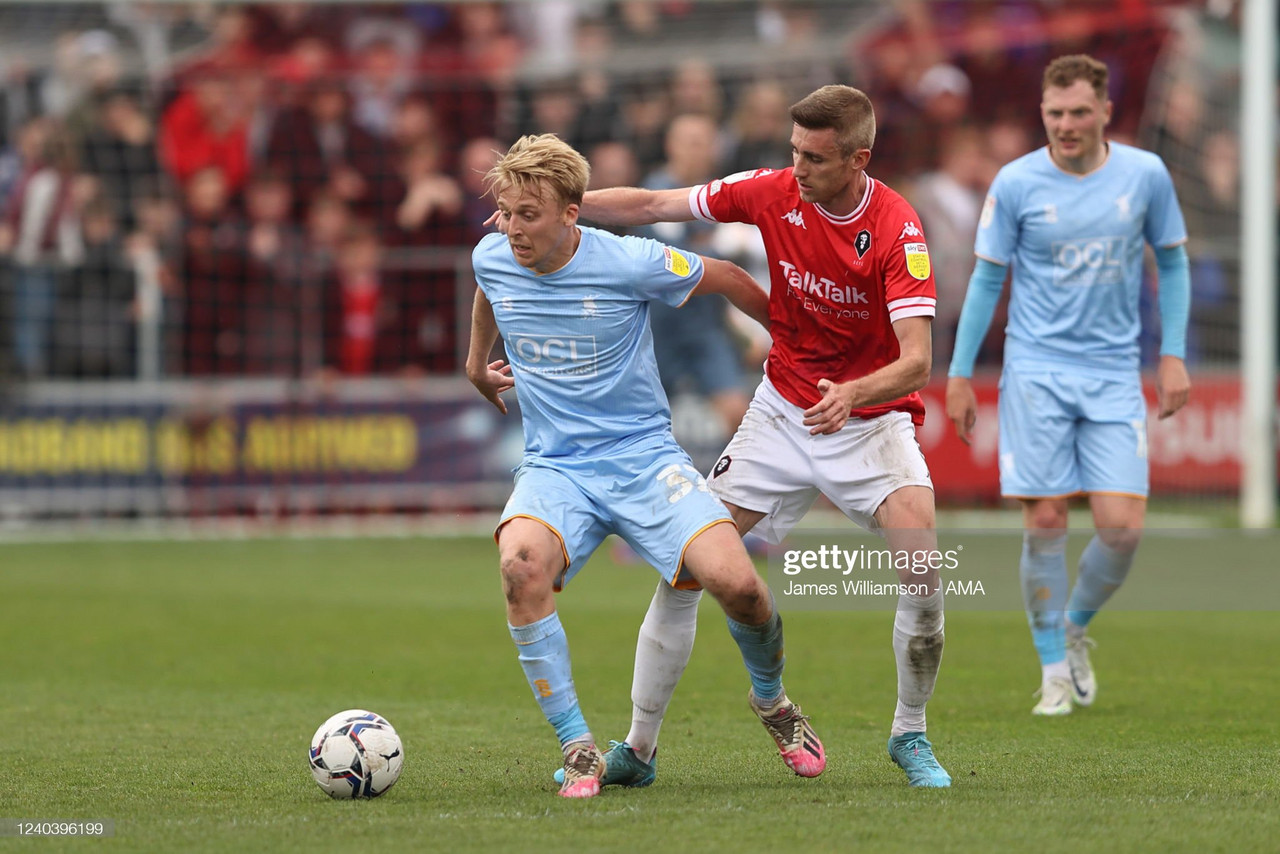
[689,184,715,223]
[888,305,937,322]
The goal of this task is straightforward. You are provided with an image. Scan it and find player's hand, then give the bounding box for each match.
[468,359,515,414]
[945,376,978,445]
[1155,355,1190,419]
[483,210,509,234]
[803,378,856,435]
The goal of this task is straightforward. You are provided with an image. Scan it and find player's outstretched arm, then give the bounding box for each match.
[580,186,695,226]
[944,258,1007,444]
[802,317,932,435]
[465,288,515,415]
[693,257,769,330]
[1153,243,1192,419]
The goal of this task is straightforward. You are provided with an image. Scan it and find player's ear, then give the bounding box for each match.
[850,148,872,171]
[563,202,580,226]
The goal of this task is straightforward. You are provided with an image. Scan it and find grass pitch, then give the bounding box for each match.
[2,534,1277,852]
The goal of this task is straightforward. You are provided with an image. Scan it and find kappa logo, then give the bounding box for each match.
[897,221,923,240]
[1044,204,1058,224]
[854,229,872,259]
[500,297,514,313]
[581,296,599,318]
[782,208,807,229]
[1115,193,1132,219]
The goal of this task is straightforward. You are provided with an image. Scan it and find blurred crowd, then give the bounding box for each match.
[0,0,1253,384]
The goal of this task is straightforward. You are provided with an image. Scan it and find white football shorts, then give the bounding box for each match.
[708,376,933,543]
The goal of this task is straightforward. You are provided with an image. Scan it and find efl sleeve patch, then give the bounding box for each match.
[904,242,931,280]
[663,246,692,277]
[979,194,996,229]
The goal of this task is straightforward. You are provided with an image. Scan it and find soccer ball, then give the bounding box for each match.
[308,709,404,799]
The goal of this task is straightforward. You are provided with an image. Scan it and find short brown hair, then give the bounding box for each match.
[1043,54,1109,101]
[789,84,876,157]
[484,133,590,208]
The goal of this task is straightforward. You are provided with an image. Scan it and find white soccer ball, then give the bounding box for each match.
[308,709,404,799]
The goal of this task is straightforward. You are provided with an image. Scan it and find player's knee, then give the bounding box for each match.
[1024,501,1068,535]
[710,569,769,622]
[1096,524,1142,553]
[499,548,554,604]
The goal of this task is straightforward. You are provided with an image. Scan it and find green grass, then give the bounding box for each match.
[1,535,1277,852]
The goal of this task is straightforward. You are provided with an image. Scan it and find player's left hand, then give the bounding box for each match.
[468,359,515,414]
[803,378,856,435]
[1155,355,1191,419]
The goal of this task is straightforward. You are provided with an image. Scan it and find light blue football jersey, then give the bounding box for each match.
[975,142,1187,374]
[471,226,705,464]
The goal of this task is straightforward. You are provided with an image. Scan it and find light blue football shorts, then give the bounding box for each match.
[498,443,733,591]
[998,363,1149,499]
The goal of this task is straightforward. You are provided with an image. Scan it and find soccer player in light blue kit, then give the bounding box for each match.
[945,55,1191,716]
[467,134,825,798]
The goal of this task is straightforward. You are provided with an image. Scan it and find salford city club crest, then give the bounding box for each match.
[854,229,872,259]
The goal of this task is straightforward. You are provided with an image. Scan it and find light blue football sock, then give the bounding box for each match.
[726,602,785,704]
[509,612,590,746]
[1020,532,1068,666]
[1067,535,1136,629]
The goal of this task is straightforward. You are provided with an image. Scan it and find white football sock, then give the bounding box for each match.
[891,588,945,736]
[1043,660,1070,683]
[625,581,702,763]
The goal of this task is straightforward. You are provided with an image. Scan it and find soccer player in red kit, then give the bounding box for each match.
[577,84,951,788]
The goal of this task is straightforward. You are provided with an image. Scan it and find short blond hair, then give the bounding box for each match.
[789,84,876,157]
[484,134,590,207]
[1043,54,1109,101]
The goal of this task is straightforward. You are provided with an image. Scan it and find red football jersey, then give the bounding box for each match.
[690,168,936,425]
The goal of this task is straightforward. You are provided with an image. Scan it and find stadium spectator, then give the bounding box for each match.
[639,113,751,447]
[126,185,183,376]
[451,1,524,87]
[722,79,794,174]
[241,170,305,375]
[179,165,246,375]
[0,120,86,378]
[54,30,128,146]
[159,71,251,196]
[668,59,724,123]
[469,132,822,799]
[577,84,952,788]
[265,76,386,221]
[80,87,163,230]
[388,138,464,246]
[323,221,390,376]
[946,55,1192,717]
[345,22,419,140]
[457,136,504,245]
[908,125,991,369]
[390,95,444,162]
[167,6,261,89]
[617,80,669,175]
[584,140,641,196]
[296,191,352,375]
[53,195,135,378]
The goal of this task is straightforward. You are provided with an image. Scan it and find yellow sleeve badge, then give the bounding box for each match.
[904,242,931,280]
[663,247,692,277]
